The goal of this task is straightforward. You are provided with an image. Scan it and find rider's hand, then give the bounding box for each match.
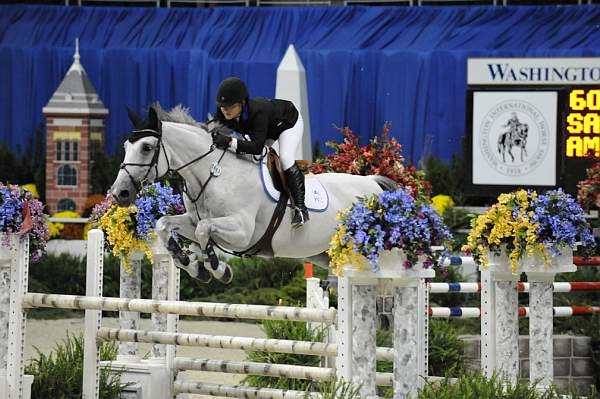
[213,132,232,149]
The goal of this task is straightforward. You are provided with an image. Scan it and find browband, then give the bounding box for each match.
[128,129,161,143]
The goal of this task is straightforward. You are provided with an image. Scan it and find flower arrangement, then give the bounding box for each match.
[310,125,431,200]
[328,188,452,276]
[0,183,50,261]
[577,162,600,210]
[90,182,185,271]
[462,189,594,272]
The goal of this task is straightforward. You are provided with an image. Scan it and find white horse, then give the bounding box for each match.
[110,106,396,284]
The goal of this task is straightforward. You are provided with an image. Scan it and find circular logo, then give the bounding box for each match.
[479,100,550,177]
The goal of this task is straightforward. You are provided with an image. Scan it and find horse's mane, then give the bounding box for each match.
[151,102,209,133]
[150,102,260,163]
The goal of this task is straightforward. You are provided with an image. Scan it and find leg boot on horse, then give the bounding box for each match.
[167,237,212,283]
[284,162,309,228]
[203,240,233,284]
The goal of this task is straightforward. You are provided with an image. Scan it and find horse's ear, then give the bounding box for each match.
[126,106,142,127]
[148,106,161,132]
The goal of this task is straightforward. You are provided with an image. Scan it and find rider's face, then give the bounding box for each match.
[220,103,242,120]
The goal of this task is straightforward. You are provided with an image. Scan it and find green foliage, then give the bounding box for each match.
[418,372,598,399]
[90,146,124,195]
[0,125,46,200]
[29,253,310,314]
[423,155,466,204]
[442,207,476,252]
[428,320,465,378]
[25,333,128,399]
[241,319,324,390]
[310,379,362,399]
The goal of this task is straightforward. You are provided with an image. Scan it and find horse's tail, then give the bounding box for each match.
[370,175,397,192]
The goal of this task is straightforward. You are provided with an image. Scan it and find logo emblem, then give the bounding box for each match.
[210,162,222,177]
[479,100,549,177]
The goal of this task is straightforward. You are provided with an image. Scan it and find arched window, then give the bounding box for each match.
[57,198,76,213]
[57,164,77,186]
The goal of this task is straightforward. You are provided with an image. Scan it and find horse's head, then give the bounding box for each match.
[110,106,165,207]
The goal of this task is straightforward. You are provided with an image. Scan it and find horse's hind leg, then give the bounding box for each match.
[156,214,212,283]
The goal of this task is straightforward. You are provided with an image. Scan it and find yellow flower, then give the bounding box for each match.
[98,205,151,273]
[327,226,366,276]
[431,195,455,215]
[463,189,543,273]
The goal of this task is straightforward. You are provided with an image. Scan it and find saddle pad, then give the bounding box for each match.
[260,159,329,212]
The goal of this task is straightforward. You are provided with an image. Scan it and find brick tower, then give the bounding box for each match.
[42,40,108,214]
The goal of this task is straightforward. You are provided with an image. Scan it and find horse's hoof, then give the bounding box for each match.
[204,258,233,284]
[174,259,212,283]
[176,253,190,266]
[194,264,213,284]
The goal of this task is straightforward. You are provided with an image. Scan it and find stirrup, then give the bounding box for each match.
[291,207,309,228]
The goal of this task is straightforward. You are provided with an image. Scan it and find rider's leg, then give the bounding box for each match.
[278,115,309,227]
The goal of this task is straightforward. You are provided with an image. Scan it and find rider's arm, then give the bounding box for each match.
[235,111,268,155]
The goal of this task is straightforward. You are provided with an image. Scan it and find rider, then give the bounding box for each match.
[209,77,309,227]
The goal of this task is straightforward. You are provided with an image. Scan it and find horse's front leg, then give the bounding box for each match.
[195,212,255,284]
[156,213,212,283]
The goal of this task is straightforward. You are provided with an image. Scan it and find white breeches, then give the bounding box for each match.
[275,114,304,170]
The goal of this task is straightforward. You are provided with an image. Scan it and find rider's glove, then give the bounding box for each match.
[213,132,232,149]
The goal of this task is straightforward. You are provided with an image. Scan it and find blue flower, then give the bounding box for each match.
[133,182,184,241]
[339,188,452,272]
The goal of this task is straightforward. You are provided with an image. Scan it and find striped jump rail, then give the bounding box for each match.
[428,281,600,293]
[429,306,600,318]
[23,293,337,324]
[173,358,394,386]
[445,255,600,268]
[96,327,395,361]
[173,381,319,398]
[573,256,600,266]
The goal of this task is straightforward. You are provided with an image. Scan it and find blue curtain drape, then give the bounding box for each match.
[1,4,600,162]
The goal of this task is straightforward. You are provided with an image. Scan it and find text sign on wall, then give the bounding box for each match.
[468,58,600,86]
[565,88,600,157]
[472,91,557,186]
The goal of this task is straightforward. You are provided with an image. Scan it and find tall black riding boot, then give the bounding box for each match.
[284,162,309,227]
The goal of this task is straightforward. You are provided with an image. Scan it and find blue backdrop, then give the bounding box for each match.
[1,4,600,163]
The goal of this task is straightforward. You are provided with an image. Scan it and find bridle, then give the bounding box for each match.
[119,127,226,205]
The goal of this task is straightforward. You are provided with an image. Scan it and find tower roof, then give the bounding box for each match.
[43,39,108,117]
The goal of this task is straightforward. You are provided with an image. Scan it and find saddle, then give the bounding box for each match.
[266,148,288,193]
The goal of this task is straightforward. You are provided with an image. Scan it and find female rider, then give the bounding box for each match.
[209,77,309,227]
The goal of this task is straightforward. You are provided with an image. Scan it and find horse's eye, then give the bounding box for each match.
[142,144,153,152]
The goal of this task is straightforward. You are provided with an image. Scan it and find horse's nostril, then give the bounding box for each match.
[119,190,130,200]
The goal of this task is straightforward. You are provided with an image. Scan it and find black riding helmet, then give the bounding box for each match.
[216,77,249,107]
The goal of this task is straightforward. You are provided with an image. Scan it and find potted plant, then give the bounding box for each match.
[0,183,50,262]
[328,188,452,277]
[90,182,185,272]
[462,189,594,273]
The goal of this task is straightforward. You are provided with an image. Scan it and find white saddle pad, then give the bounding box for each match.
[260,159,329,212]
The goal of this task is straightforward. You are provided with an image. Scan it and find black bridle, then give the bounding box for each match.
[120,128,225,205]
